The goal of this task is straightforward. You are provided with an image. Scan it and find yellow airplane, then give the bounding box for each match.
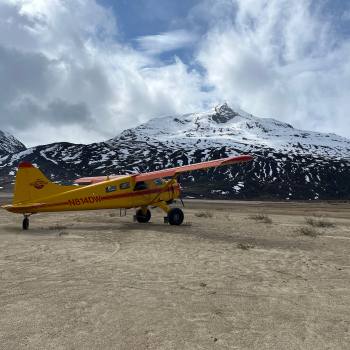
[2,155,253,230]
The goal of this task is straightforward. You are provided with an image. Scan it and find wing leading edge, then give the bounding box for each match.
[74,155,253,185]
[134,154,253,181]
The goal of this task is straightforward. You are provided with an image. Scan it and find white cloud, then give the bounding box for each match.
[136,30,197,55]
[196,0,350,137]
[0,0,349,147]
[0,0,209,146]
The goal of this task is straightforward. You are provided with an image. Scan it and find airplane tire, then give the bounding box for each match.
[168,208,184,226]
[22,217,29,230]
[136,209,151,223]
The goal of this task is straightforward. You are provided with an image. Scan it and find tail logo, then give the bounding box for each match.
[30,179,48,190]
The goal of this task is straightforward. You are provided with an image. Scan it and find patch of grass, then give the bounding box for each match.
[305,216,335,228]
[195,211,213,218]
[248,213,272,224]
[237,242,255,250]
[299,226,319,237]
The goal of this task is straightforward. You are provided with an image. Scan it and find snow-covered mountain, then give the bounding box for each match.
[111,103,350,158]
[0,104,349,199]
[0,130,26,156]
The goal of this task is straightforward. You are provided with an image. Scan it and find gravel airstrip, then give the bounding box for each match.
[0,195,349,349]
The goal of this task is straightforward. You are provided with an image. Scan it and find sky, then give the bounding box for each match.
[0,0,349,147]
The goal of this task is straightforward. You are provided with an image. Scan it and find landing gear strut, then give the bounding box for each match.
[144,201,184,225]
[135,208,151,223]
[22,215,30,230]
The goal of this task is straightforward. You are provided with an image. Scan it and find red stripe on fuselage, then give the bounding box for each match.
[12,185,179,211]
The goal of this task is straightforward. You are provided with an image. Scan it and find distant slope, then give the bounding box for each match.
[116,103,349,158]
[0,130,26,156]
[0,104,349,199]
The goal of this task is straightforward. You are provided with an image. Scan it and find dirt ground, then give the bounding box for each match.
[0,197,349,349]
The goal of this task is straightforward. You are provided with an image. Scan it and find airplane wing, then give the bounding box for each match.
[135,154,253,181]
[74,175,126,185]
[74,155,253,184]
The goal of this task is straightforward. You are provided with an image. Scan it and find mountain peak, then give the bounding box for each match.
[0,130,26,156]
[211,103,239,123]
[112,103,350,159]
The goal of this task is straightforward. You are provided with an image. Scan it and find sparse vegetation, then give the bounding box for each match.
[58,231,69,236]
[299,226,319,237]
[237,242,255,250]
[48,224,68,230]
[195,211,213,218]
[182,222,192,226]
[248,213,272,224]
[305,216,335,228]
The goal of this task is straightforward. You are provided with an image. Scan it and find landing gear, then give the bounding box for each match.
[135,208,151,223]
[167,208,184,226]
[22,216,29,230]
[153,201,185,226]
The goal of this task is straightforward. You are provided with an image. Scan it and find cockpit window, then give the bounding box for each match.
[134,181,148,191]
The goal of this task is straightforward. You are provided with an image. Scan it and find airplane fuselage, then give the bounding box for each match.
[5,176,180,214]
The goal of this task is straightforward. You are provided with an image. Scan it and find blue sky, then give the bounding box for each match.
[99,0,201,38]
[100,0,350,59]
[97,0,205,65]
[0,0,349,146]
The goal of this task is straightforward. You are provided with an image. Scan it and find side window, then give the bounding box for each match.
[134,181,148,191]
[120,182,130,190]
[105,185,117,193]
[153,178,164,186]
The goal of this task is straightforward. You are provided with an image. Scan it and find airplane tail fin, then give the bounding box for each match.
[13,162,75,204]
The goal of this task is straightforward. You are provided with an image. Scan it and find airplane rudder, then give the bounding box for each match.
[13,162,51,203]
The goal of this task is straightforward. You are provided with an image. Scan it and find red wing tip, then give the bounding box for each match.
[240,154,254,161]
[18,161,34,168]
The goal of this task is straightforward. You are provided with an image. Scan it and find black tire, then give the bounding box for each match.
[168,208,184,225]
[135,208,151,223]
[22,217,29,230]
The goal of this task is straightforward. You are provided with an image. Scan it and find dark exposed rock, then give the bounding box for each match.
[0,105,349,200]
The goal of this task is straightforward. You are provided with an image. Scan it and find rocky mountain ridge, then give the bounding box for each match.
[0,104,349,199]
[0,130,26,157]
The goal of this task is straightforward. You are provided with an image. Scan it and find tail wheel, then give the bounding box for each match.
[168,208,184,226]
[22,217,29,230]
[135,209,151,223]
